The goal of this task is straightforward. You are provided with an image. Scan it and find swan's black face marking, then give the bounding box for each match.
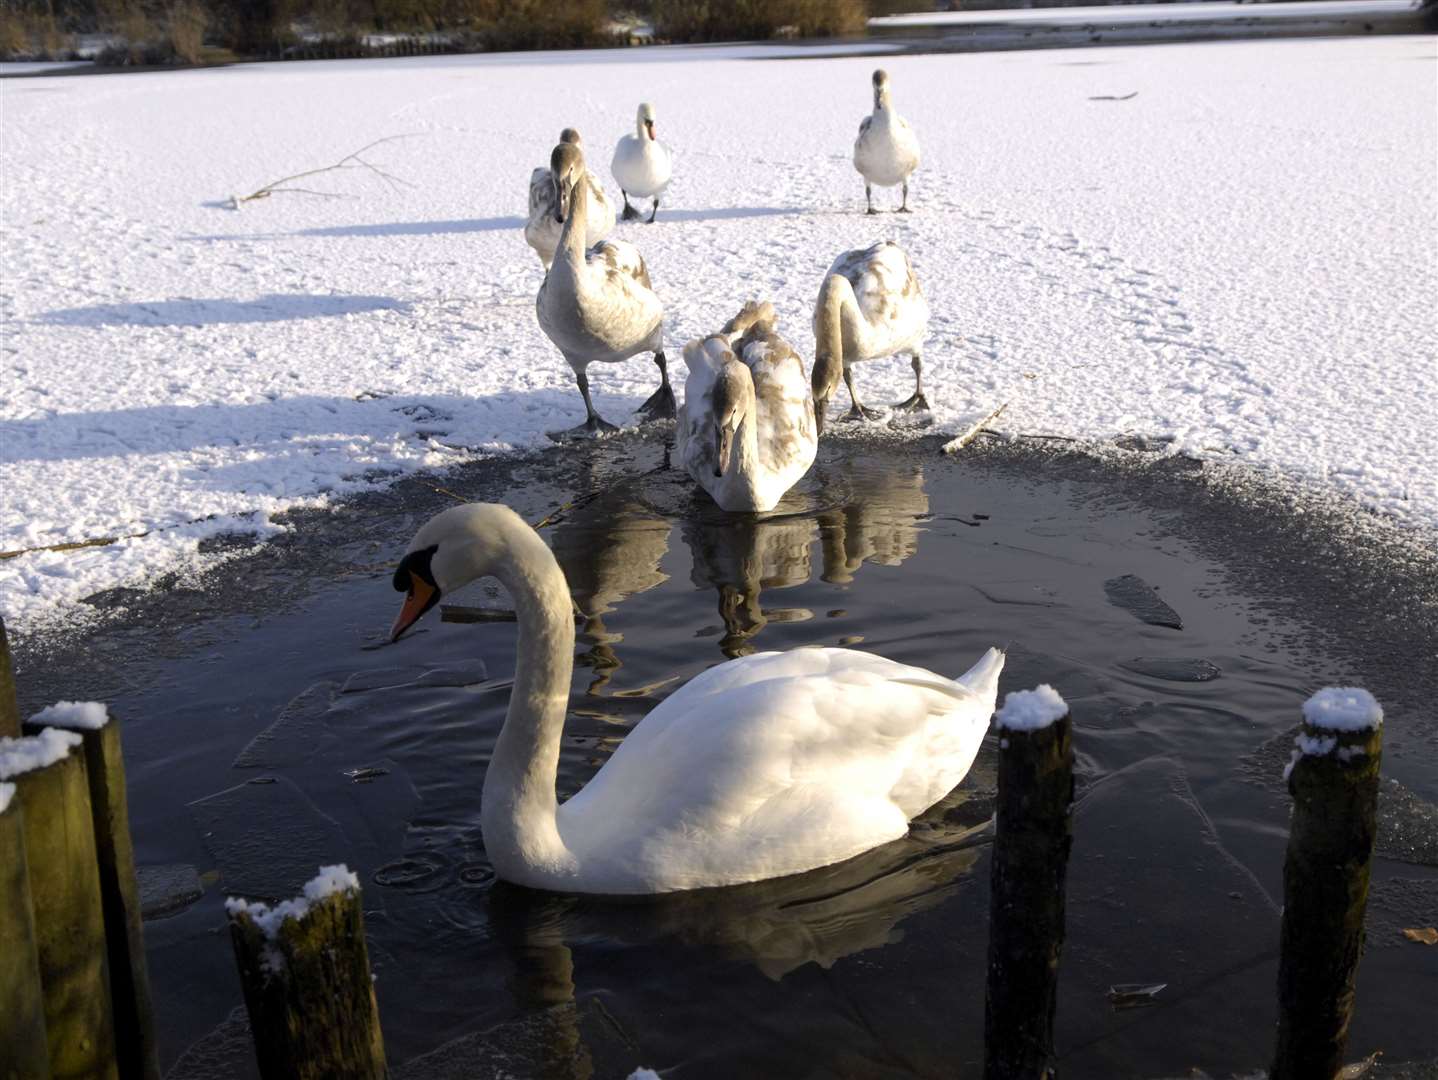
[391,544,441,641]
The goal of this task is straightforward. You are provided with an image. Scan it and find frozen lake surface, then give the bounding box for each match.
[2,33,1435,635]
[13,433,1437,1078]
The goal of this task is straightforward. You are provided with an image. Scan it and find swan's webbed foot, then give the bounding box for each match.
[841,403,885,423]
[893,391,929,412]
[865,206,880,216]
[896,205,913,214]
[621,192,641,222]
[637,382,677,421]
[548,415,619,442]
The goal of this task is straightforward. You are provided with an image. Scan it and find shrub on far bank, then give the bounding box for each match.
[652,0,866,41]
[0,12,75,60]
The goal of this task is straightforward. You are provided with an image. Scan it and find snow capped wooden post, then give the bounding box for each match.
[1271,688,1384,1080]
[0,727,119,1079]
[0,616,18,739]
[227,865,387,1080]
[24,702,161,1080]
[984,685,1073,1080]
[1,779,52,1080]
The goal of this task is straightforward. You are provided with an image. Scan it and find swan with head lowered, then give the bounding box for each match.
[390,503,1005,896]
[611,102,671,224]
[812,240,931,433]
[525,128,616,269]
[676,301,818,513]
[537,141,674,440]
[854,68,920,214]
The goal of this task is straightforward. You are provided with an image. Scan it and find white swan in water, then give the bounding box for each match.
[854,69,920,214]
[525,128,616,269]
[389,503,1005,896]
[611,102,672,224]
[677,301,818,513]
[812,240,931,432]
[537,141,674,440]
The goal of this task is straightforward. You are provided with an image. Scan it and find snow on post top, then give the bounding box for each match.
[1302,688,1382,732]
[29,700,111,731]
[996,684,1069,731]
[0,728,84,780]
[0,782,14,814]
[225,863,360,940]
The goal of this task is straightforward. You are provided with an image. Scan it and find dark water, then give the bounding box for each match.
[45,439,1435,1078]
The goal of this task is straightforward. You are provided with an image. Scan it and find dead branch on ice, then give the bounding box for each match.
[942,402,1009,455]
[229,135,419,209]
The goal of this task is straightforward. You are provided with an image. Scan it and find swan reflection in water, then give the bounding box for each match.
[683,458,931,657]
[548,496,671,694]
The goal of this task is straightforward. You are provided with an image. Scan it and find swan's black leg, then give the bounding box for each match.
[898,181,913,213]
[637,350,677,421]
[647,197,659,224]
[840,365,883,422]
[621,190,640,221]
[549,370,619,441]
[893,354,929,411]
[865,183,877,216]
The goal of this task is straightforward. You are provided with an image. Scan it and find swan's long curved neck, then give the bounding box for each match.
[479,521,577,882]
[816,273,863,362]
[557,174,591,269]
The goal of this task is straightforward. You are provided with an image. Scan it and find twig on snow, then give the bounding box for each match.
[942,402,1009,455]
[229,134,420,209]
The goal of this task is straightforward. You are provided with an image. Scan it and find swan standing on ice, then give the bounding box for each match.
[537,141,675,440]
[611,103,671,224]
[525,128,616,269]
[854,69,920,214]
[389,502,1006,895]
[677,301,817,513]
[812,241,931,433]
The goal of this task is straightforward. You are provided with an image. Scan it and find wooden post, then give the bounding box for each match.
[0,616,18,738]
[227,865,387,1080]
[25,705,160,1080]
[0,728,119,1079]
[1272,688,1384,1080]
[1,780,52,1080]
[985,685,1074,1080]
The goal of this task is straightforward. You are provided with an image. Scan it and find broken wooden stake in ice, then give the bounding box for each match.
[1271,687,1384,1080]
[227,864,387,1079]
[984,684,1074,1080]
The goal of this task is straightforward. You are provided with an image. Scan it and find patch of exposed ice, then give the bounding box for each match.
[29,700,110,730]
[997,684,1068,731]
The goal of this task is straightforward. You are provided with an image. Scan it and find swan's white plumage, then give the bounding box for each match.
[677,303,817,512]
[612,103,672,200]
[854,69,920,191]
[395,503,1004,896]
[525,141,616,268]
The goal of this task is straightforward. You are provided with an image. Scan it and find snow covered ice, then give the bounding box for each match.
[2,34,1434,633]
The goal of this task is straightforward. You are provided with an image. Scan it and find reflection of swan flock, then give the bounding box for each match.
[382,70,1005,898]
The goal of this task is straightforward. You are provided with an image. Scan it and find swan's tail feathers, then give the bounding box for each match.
[721,300,778,339]
[955,646,1006,698]
[891,673,975,702]
[682,334,735,372]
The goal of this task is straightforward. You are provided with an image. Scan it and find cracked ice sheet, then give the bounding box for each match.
[1,35,1434,634]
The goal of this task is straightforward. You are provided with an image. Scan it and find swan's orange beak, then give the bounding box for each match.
[391,578,439,642]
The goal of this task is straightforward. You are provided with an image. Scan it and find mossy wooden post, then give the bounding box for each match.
[1,781,52,1080]
[1271,688,1384,1080]
[0,728,119,1080]
[25,706,160,1080]
[985,685,1074,1080]
[227,865,387,1080]
[0,615,19,739]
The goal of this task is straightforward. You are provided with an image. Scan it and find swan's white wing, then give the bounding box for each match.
[560,647,998,890]
[827,241,929,350]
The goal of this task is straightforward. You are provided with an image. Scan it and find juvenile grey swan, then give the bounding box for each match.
[526,128,616,269]
[854,69,921,214]
[537,142,674,440]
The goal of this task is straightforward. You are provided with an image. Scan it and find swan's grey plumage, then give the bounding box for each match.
[611,102,672,224]
[537,142,674,440]
[525,128,616,268]
[853,69,920,214]
[389,502,1006,895]
[677,301,818,512]
[811,241,931,433]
